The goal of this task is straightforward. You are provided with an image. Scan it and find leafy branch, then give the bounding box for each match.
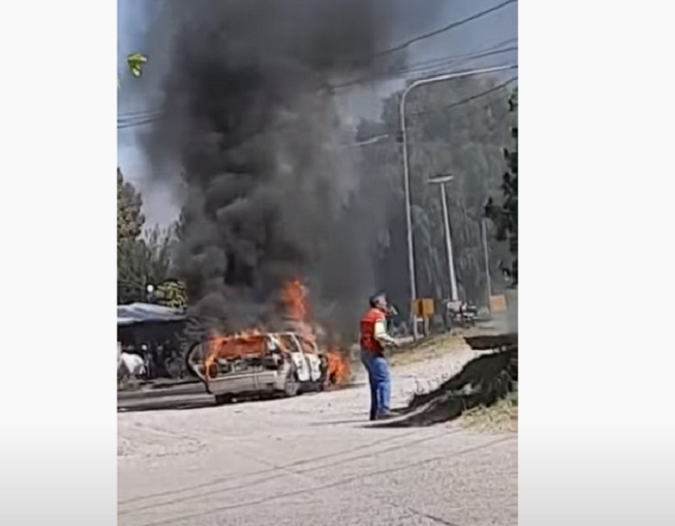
[118,53,148,88]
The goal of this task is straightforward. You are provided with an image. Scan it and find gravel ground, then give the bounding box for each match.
[118,340,517,526]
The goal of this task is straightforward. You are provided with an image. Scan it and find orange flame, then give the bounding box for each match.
[202,279,351,386]
[280,280,350,386]
[281,279,317,354]
[203,330,269,380]
[325,349,350,386]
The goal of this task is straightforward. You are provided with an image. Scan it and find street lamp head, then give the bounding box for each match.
[428,174,454,185]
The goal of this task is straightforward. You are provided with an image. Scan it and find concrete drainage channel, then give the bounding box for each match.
[379,334,518,428]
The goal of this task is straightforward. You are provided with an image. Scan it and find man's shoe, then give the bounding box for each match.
[376,411,396,420]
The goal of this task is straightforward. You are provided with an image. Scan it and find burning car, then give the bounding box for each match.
[187,331,327,404]
[187,280,350,405]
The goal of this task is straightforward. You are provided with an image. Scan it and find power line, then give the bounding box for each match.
[117,115,164,129]
[117,1,517,128]
[117,108,163,120]
[350,76,517,153]
[397,42,517,76]
[118,70,517,144]
[117,56,517,130]
[370,0,517,59]
[409,74,518,118]
[117,109,164,126]
[405,47,516,83]
[117,42,516,126]
[117,114,163,127]
[329,41,517,90]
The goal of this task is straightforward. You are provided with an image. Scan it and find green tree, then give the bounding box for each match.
[117,168,147,303]
[117,168,144,243]
[355,75,515,311]
[118,54,154,304]
[155,280,187,309]
[118,225,185,305]
[116,169,187,305]
[485,88,518,285]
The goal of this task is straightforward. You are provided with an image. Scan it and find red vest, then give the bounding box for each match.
[360,308,386,352]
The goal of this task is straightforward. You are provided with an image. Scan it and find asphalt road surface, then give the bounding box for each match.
[118,342,517,526]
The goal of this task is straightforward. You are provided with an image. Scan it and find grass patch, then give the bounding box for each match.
[462,385,518,433]
[389,334,466,367]
[379,349,517,428]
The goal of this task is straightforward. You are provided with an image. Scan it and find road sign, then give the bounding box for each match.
[489,295,507,313]
[411,298,435,318]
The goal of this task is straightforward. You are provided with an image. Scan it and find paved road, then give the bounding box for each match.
[118,343,517,526]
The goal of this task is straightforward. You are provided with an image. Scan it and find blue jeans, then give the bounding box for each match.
[361,351,391,420]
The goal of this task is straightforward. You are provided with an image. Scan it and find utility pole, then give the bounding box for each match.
[399,64,517,339]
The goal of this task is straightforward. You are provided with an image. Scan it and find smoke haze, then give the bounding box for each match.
[141,0,440,337]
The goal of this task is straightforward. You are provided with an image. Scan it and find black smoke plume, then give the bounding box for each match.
[142,0,415,338]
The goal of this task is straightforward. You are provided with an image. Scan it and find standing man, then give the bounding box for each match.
[360,292,399,420]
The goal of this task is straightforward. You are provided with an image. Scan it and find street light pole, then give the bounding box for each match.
[399,64,517,338]
[399,91,418,338]
[440,181,459,302]
[481,218,493,312]
[428,175,458,302]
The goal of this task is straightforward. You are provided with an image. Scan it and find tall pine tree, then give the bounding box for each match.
[485,88,518,285]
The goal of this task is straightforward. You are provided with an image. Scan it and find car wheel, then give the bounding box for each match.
[283,369,300,397]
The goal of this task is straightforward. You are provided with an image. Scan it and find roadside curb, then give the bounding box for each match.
[118,383,206,402]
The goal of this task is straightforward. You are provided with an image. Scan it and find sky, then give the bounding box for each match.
[117,0,517,228]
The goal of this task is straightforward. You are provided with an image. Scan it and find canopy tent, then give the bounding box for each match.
[117,303,186,327]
